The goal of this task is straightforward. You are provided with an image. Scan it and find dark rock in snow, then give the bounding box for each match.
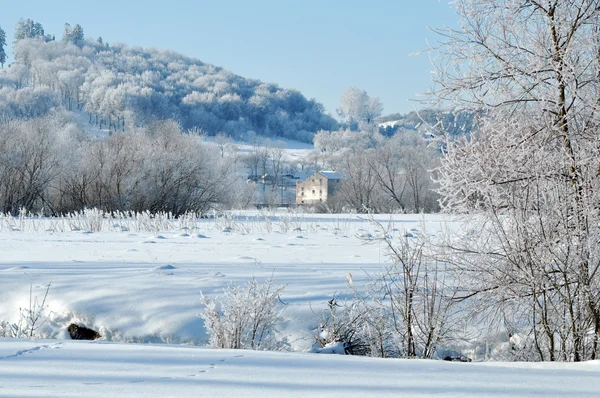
[443,355,471,362]
[68,323,101,340]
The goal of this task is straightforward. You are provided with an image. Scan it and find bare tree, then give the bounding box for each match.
[430,0,600,361]
[334,149,384,213]
[0,117,65,214]
[268,140,286,187]
[214,132,233,159]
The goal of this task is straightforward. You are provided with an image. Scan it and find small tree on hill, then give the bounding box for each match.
[14,18,45,43]
[337,87,383,130]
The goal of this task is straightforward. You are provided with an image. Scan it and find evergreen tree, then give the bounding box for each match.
[62,23,71,42]
[14,19,44,43]
[0,26,6,68]
[63,23,83,45]
[70,24,84,44]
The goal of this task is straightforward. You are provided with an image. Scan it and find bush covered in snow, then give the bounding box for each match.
[200,277,288,350]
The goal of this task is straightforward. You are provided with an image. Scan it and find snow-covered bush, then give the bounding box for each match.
[311,296,369,356]
[200,277,288,350]
[0,283,52,339]
[314,218,458,358]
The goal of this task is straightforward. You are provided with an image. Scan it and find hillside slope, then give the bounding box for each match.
[378,108,478,138]
[0,34,337,142]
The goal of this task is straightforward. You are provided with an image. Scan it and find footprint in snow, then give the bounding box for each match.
[190,355,245,376]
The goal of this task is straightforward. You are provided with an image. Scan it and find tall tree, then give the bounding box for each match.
[337,87,383,130]
[0,26,6,67]
[431,0,600,362]
[62,23,71,42]
[63,23,84,45]
[13,18,45,43]
[71,24,84,43]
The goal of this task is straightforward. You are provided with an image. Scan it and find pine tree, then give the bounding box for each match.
[63,23,83,45]
[62,23,71,42]
[0,26,6,68]
[70,24,84,44]
[14,19,44,43]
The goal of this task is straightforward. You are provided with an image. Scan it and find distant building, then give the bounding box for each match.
[296,171,346,205]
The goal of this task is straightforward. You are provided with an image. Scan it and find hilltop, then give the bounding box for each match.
[0,20,337,142]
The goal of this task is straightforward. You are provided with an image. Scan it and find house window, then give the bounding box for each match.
[312,190,315,194]
[301,186,304,190]
[301,192,304,196]
[312,179,315,183]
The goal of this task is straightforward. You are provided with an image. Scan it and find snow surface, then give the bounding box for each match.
[2,338,600,397]
[0,211,598,396]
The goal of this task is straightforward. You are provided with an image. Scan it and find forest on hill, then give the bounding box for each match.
[0,19,337,142]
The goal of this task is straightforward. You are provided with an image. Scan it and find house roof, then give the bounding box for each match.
[318,171,347,180]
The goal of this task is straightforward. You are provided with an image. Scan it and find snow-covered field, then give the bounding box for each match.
[1,211,599,397]
[3,339,600,397]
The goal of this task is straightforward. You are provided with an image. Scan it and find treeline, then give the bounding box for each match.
[0,19,337,143]
[309,127,441,213]
[0,114,253,216]
[377,108,478,138]
[0,90,443,216]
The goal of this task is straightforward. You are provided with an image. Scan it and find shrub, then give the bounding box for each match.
[200,277,288,350]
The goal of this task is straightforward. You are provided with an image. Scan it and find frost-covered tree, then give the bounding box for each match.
[0,116,70,214]
[63,23,84,45]
[71,24,84,44]
[367,130,439,213]
[430,0,600,362]
[14,19,45,43]
[213,132,234,159]
[337,87,383,130]
[332,149,386,213]
[62,23,71,42]
[311,126,440,213]
[0,26,6,67]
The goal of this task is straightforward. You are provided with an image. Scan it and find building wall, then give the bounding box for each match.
[296,173,329,204]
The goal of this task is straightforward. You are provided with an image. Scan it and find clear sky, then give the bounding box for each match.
[2,1,458,117]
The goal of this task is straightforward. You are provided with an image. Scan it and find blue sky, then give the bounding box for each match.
[2,1,458,117]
